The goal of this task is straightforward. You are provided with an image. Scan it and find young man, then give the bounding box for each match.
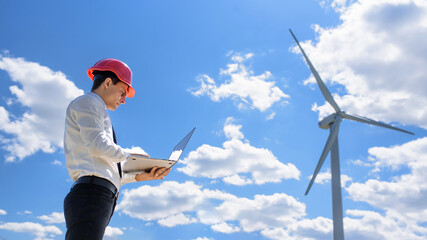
[63,58,170,240]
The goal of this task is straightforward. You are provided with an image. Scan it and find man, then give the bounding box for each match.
[63,58,170,240]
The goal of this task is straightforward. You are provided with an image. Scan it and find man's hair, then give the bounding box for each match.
[91,70,121,92]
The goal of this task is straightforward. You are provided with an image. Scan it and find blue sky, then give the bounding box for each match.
[1,0,427,239]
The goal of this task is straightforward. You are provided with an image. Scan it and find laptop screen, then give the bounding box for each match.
[168,127,196,161]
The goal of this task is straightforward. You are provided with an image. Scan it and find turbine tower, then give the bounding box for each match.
[289,29,414,240]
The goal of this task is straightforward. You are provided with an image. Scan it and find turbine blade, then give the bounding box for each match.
[305,116,342,195]
[342,112,414,135]
[289,29,341,113]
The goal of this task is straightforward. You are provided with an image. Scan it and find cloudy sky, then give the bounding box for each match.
[1,0,426,239]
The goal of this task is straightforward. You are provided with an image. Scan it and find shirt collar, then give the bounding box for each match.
[87,92,107,109]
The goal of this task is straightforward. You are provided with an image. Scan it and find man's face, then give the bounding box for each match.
[103,78,128,111]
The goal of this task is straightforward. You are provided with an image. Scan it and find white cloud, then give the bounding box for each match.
[261,228,294,240]
[293,0,427,129]
[261,210,427,240]
[17,210,32,215]
[122,146,149,156]
[178,117,300,185]
[0,221,62,240]
[211,222,240,233]
[367,137,427,170]
[117,181,206,221]
[117,178,427,239]
[347,137,427,226]
[37,212,64,224]
[318,0,356,12]
[117,181,306,235]
[157,213,198,227]
[266,112,276,120]
[51,160,62,166]
[104,226,124,238]
[0,55,83,162]
[261,217,332,240]
[222,174,253,186]
[193,237,213,240]
[344,209,426,240]
[0,209,6,215]
[199,193,306,233]
[190,52,289,112]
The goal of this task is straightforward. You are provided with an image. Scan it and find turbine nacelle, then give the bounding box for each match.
[318,112,342,129]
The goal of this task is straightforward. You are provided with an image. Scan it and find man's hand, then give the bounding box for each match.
[135,166,171,181]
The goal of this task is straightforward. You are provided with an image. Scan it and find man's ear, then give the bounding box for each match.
[104,77,112,88]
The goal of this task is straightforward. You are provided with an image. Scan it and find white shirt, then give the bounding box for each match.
[64,92,136,190]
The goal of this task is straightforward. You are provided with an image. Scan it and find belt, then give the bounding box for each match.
[74,176,119,198]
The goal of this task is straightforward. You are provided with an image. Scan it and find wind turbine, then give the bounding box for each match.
[289,29,414,240]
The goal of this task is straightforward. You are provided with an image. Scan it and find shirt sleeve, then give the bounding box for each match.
[120,152,138,185]
[70,97,128,163]
[121,172,138,185]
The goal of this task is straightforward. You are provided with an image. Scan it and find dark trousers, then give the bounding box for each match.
[64,178,118,240]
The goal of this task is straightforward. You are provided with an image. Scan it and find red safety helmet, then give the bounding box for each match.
[87,58,135,98]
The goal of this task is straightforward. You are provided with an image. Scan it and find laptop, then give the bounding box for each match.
[122,127,196,173]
